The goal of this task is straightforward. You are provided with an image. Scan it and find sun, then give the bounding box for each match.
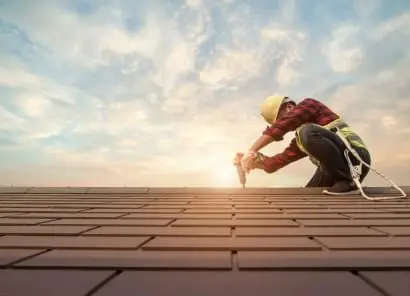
[214,165,236,186]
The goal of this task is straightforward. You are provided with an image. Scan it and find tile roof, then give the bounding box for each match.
[1,186,410,296]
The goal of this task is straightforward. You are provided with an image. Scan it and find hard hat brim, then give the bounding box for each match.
[260,96,288,124]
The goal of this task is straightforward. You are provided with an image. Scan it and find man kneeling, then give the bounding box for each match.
[234,96,371,195]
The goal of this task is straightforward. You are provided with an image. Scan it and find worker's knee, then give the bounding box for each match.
[298,123,323,147]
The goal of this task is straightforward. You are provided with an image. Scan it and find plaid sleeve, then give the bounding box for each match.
[262,98,320,140]
[262,138,307,173]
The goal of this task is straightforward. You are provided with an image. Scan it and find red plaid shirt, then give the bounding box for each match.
[261,98,339,173]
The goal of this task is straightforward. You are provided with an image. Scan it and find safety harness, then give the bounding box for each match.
[294,118,407,200]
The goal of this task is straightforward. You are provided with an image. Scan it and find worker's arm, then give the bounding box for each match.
[253,138,307,173]
[248,134,274,152]
[243,98,319,170]
[246,98,319,155]
[262,98,319,141]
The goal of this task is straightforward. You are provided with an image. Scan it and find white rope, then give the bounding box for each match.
[324,129,407,201]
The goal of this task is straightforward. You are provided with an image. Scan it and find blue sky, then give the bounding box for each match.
[0,0,410,187]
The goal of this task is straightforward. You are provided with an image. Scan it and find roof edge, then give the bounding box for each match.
[0,186,409,195]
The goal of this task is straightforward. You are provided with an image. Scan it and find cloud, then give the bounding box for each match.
[0,60,42,87]
[323,25,363,73]
[14,92,52,117]
[264,27,306,85]
[0,56,104,146]
[0,1,410,188]
[322,13,410,186]
[374,12,410,39]
[199,13,307,89]
[185,0,203,8]
[353,0,381,19]
[161,81,209,113]
[200,49,261,88]
[1,2,147,65]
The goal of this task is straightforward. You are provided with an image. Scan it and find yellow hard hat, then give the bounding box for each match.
[260,95,289,124]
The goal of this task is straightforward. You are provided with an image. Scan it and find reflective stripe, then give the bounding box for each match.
[295,117,367,166]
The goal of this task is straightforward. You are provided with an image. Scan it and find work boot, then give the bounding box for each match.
[323,180,359,196]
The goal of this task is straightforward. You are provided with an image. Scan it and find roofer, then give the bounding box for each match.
[234,96,371,195]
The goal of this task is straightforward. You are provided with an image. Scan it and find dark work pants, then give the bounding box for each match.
[298,124,371,188]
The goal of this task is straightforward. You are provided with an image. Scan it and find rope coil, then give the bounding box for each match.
[324,129,407,200]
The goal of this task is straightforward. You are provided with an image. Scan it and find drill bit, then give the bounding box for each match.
[236,163,246,188]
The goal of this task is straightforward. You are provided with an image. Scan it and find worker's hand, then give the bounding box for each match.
[233,152,244,166]
[241,151,266,173]
[241,151,255,173]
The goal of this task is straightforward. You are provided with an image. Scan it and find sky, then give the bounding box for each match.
[0,0,410,188]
